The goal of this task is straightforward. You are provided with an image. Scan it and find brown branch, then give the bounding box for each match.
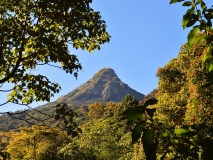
[26,105,53,117]
[0,87,15,92]
[0,100,11,107]
[0,17,33,84]
[7,112,45,126]
[0,43,23,84]
[0,13,5,65]
[6,109,52,127]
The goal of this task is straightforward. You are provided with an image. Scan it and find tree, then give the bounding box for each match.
[88,102,104,119]
[5,125,70,160]
[121,43,213,159]
[0,132,10,160]
[104,101,117,117]
[121,1,213,159]
[0,0,110,107]
[156,43,213,126]
[59,114,134,160]
[114,94,140,117]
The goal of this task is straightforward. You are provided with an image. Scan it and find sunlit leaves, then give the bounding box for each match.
[202,48,213,72]
[157,43,213,126]
[5,126,70,160]
[174,128,189,134]
[187,27,199,47]
[88,102,104,119]
[156,41,213,158]
[196,0,203,5]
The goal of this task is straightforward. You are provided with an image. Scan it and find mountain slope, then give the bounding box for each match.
[57,68,145,105]
[0,68,145,131]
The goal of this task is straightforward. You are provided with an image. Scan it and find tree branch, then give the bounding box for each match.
[0,18,32,84]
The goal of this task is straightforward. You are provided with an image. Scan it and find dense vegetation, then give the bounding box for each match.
[0,96,148,160]
[1,42,213,159]
[1,0,213,159]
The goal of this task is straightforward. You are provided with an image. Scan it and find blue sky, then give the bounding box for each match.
[0,0,212,112]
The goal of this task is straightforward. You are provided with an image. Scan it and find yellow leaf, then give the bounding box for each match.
[22,97,28,104]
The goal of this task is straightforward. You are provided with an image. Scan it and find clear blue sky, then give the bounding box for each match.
[0,0,212,112]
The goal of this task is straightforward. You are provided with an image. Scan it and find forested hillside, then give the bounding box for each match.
[0,68,144,132]
[0,95,147,160]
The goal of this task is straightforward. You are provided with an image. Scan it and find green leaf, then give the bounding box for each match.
[182,8,195,29]
[202,47,213,71]
[195,0,203,5]
[11,90,16,96]
[162,131,172,137]
[22,97,28,104]
[174,128,189,134]
[131,122,145,143]
[207,19,212,27]
[143,99,158,108]
[170,0,184,4]
[122,107,145,123]
[182,1,193,6]
[187,27,199,47]
[142,128,156,160]
[206,63,213,72]
[145,108,156,118]
[201,2,207,10]
[186,14,198,27]
[17,94,22,100]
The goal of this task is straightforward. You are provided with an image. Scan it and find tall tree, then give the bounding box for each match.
[156,43,213,126]
[88,102,104,119]
[59,115,134,160]
[0,0,110,107]
[5,125,70,160]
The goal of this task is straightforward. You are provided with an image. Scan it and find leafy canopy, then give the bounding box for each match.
[5,125,70,160]
[170,0,213,72]
[0,0,110,106]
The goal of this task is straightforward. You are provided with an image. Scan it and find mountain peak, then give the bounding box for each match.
[58,68,144,105]
[91,67,120,83]
[94,68,117,76]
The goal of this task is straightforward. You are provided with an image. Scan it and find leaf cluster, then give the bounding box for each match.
[121,98,158,160]
[54,103,82,137]
[170,0,213,73]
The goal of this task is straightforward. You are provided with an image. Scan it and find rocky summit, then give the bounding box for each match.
[57,68,145,105]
